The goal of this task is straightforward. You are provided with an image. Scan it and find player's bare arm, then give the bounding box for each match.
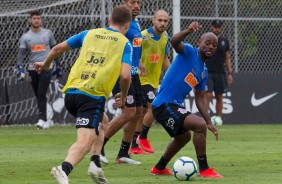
[139,61,146,76]
[34,41,71,73]
[195,89,218,140]
[171,22,202,53]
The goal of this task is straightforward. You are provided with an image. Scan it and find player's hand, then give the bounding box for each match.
[139,62,146,76]
[33,62,49,74]
[16,65,26,82]
[52,61,62,79]
[207,124,219,141]
[187,22,202,33]
[113,92,126,108]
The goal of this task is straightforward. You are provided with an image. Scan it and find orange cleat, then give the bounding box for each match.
[198,168,224,178]
[129,147,148,154]
[150,166,173,175]
[137,136,154,153]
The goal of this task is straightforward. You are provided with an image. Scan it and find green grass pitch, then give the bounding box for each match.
[0,124,282,184]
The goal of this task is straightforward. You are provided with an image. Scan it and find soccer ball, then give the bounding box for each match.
[172,156,198,181]
[211,116,223,126]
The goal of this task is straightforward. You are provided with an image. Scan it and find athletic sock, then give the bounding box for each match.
[91,155,101,168]
[155,156,170,170]
[101,137,109,156]
[140,125,150,139]
[131,131,140,148]
[117,140,130,158]
[197,155,209,171]
[61,161,73,176]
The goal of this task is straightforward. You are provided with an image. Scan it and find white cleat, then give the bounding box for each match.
[42,120,51,129]
[100,155,109,164]
[115,157,141,164]
[51,165,69,184]
[88,161,108,184]
[36,119,45,129]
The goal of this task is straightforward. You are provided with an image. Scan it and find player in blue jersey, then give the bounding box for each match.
[149,22,223,178]
[99,0,143,164]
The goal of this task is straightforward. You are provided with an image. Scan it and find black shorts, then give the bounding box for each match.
[152,103,191,137]
[206,72,227,94]
[64,93,105,135]
[112,74,143,108]
[142,84,157,107]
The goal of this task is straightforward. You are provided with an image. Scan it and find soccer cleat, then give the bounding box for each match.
[88,161,108,184]
[115,156,141,164]
[36,119,45,129]
[150,166,173,175]
[129,147,148,154]
[51,165,69,184]
[43,120,51,129]
[137,136,154,153]
[100,155,109,164]
[198,168,224,178]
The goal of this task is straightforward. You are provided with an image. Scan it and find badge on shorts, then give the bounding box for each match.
[166,118,175,129]
[126,95,134,104]
[177,108,187,114]
[147,91,155,100]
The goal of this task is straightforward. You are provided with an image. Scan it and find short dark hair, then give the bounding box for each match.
[111,5,132,25]
[211,20,223,26]
[29,10,42,18]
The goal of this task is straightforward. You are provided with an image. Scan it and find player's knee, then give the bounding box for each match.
[197,120,207,133]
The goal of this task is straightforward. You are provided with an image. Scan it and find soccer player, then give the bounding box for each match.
[130,9,170,154]
[149,22,223,178]
[99,0,143,164]
[33,5,132,184]
[205,20,233,123]
[16,10,62,129]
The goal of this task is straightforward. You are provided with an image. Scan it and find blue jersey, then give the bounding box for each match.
[152,43,208,107]
[126,19,142,75]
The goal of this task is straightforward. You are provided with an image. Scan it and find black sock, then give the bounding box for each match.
[155,156,170,170]
[131,131,140,148]
[101,137,109,156]
[140,125,150,139]
[197,155,209,171]
[117,140,130,158]
[61,161,73,176]
[91,155,101,168]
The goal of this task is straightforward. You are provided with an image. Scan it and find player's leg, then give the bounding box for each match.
[51,94,105,183]
[100,105,136,163]
[116,75,143,163]
[150,103,190,175]
[88,113,108,184]
[116,105,142,164]
[37,70,51,128]
[137,102,155,153]
[132,85,156,153]
[100,79,135,163]
[151,132,191,175]
[183,113,223,178]
[28,70,43,128]
[214,73,227,118]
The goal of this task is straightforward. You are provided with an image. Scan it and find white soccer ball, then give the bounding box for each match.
[211,116,223,126]
[172,156,198,181]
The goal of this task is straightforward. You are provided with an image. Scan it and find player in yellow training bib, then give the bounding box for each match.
[33,5,132,184]
[129,10,171,155]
